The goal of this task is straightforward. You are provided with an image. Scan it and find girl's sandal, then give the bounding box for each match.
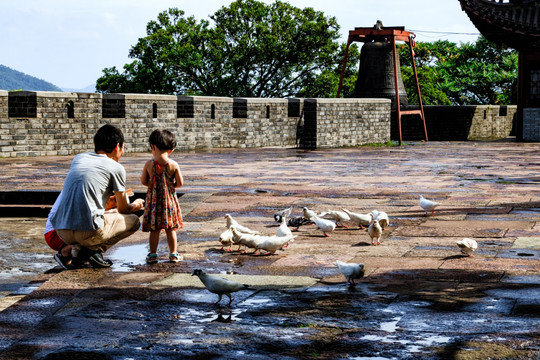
[146,253,158,264]
[169,253,183,263]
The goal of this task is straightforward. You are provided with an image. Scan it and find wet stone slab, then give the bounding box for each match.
[1,143,540,358]
[392,226,508,238]
[512,237,540,249]
[0,282,538,360]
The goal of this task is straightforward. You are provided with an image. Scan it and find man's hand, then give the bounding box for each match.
[115,191,144,214]
[130,198,145,212]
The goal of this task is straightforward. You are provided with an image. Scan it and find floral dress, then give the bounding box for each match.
[142,160,183,231]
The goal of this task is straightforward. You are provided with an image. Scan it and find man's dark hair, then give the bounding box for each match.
[149,129,177,151]
[94,124,124,153]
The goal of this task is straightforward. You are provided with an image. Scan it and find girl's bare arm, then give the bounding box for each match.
[170,161,184,188]
[141,160,151,186]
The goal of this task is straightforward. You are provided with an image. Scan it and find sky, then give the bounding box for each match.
[0,0,480,90]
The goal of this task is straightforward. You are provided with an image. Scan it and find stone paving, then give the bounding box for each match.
[0,141,539,359]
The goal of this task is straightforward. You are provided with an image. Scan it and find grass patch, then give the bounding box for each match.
[360,141,400,147]
[438,341,537,360]
[497,177,516,184]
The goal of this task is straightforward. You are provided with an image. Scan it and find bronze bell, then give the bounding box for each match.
[354,41,408,110]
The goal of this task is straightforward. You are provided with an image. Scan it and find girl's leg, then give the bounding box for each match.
[149,230,161,254]
[165,229,178,254]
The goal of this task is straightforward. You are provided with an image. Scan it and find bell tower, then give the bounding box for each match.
[337,21,428,145]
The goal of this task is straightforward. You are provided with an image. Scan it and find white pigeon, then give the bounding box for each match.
[230,226,266,254]
[371,210,389,230]
[419,195,439,216]
[457,238,478,257]
[341,208,372,229]
[192,269,248,306]
[274,207,292,223]
[320,210,351,228]
[225,214,260,234]
[276,216,294,249]
[334,260,365,286]
[219,228,234,251]
[311,215,336,237]
[302,207,318,220]
[255,234,297,255]
[368,219,383,245]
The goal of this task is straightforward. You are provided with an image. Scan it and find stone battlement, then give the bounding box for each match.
[0,91,516,157]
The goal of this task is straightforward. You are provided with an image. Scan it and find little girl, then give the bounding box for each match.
[141,129,184,263]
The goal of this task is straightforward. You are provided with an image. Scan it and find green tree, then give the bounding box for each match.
[96,0,340,97]
[297,43,361,98]
[398,37,518,105]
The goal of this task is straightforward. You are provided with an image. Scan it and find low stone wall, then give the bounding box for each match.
[308,98,391,148]
[0,91,391,157]
[0,90,518,157]
[392,105,517,141]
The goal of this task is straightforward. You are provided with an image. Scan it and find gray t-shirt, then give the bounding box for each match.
[50,152,126,231]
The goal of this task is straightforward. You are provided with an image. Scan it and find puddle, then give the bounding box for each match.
[416,335,452,346]
[108,243,148,271]
[501,275,540,284]
[11,283,42,295]
[380,317,401,332]
[242,297,273,307]
[498,249,540,260]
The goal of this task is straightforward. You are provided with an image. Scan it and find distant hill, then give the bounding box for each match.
[0,64,62,91]
[61,84,96,93]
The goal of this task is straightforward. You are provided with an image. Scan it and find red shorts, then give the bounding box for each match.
[44,230,66,251]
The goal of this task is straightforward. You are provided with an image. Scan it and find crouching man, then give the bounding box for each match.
[50,124,144,268]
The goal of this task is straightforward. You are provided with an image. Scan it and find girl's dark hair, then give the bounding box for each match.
[149,129,177,150]
[94,124,124,153]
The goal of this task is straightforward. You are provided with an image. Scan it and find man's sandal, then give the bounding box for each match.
[54,251,72,270]
[169,253,183,263]
[146,253,158,264]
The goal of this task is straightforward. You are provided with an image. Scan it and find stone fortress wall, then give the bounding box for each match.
[0,90,516,157]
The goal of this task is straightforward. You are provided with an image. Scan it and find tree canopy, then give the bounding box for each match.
[96,0,340,97]
[96,0,518,105]
[398,37,518,105]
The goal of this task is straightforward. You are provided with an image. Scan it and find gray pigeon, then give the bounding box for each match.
[192,269,248,306]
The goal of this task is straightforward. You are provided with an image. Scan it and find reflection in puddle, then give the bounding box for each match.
[12,283,41,295]
[199,308,244,323]
[179,307,245,323]
[242,297,272,307]
[108,243,148,271]
[380,317,401,333]
[361,334,409,345]
[416,335,452,346]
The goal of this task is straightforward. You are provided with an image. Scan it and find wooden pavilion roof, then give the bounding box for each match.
[459,0,540,49]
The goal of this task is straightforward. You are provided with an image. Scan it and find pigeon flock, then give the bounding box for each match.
[193,195,480,305]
